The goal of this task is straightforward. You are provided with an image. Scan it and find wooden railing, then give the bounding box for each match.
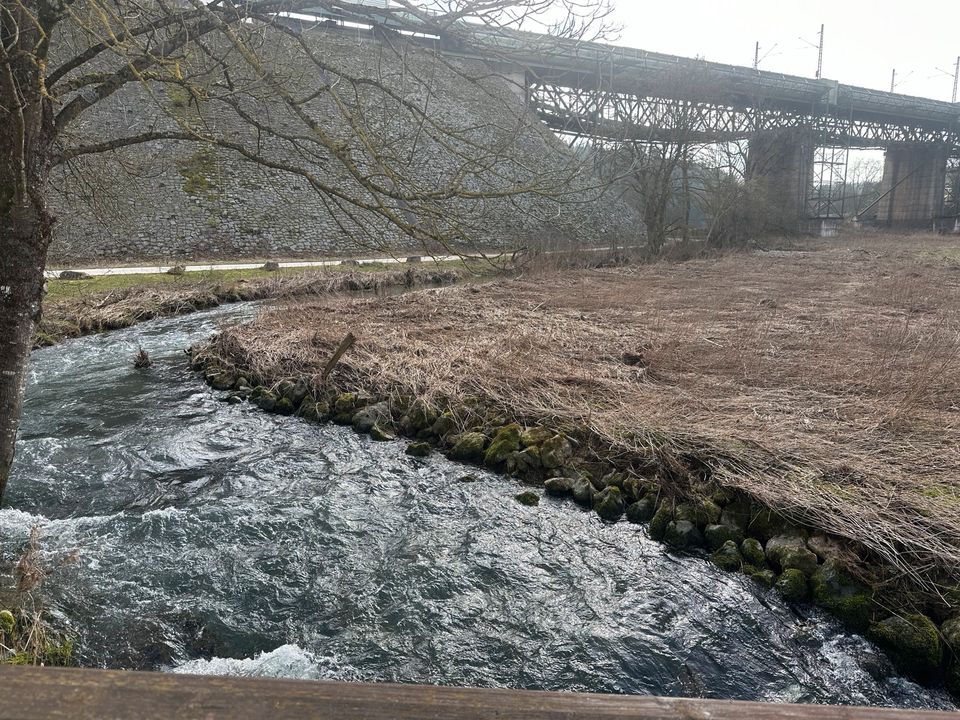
[0,667,955,719]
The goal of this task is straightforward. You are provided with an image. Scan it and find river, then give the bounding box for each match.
[0,304,954,709]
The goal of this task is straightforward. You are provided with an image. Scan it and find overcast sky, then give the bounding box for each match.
[609,0,959,102]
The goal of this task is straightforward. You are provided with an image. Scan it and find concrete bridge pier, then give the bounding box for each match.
[746,130,814,233]
[876,144,949,228]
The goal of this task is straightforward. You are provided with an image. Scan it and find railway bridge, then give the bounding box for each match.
[310,4,960,234]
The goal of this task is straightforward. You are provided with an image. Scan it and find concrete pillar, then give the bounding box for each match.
[876,144,948,228]
[746,130,814,233]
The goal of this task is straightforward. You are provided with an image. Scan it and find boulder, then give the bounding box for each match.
[664,520,704,549]
[719,497,751,530]
[675,499,722,527]
[593,487,626,522]
[281,379,310,407]
[333,392,361,423]
[740,538,766,567]
[648,501,674,542]
[0,609,15,634]
[58,270,90,280]
[210,373,236,391]
[519,426,553,448]
[352,402,391,434]
[599,472,626,491]
[274,398,296,416]
[765,535,808,569]
[484,424,522,468]
[404,400,439,434]
[779,547,819,576]
[775,569,809,603]
[810,559,873,631]
[942,616,960,656]
[515,491,540,507]
[262,261,281,271]
[540,434,573,469]
[254,390,277,413]
[431,413,458,439]
[506,447,541,475]
[298,399,330,422]
[807,534,844,561]
[167,265,186,276]
[405,441,432,457]
[626,495,656,524]
[710,540,742,571]
[448,432,488,463]
[544,476,573,497]
[704,523,744,551]
[405,256,423,263]
[369,424,395,442]
[748,568,777,589]
[571,475,595,508]
[868,614,942,679]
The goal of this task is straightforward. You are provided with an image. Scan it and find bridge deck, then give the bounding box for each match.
[0,667,956,719]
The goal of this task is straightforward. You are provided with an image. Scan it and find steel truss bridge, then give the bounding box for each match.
[304,5,960,225]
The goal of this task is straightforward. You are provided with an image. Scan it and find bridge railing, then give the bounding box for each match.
[1,667,956,719]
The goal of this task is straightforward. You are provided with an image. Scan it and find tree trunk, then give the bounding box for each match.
[0,199,49,502]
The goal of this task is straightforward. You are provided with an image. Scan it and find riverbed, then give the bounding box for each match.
[0,305,954,710]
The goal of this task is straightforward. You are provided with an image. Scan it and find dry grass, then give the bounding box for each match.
[208,233,960,597]
[36,266,468,347]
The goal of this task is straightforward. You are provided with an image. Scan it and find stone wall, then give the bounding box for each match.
[48,27,641,264]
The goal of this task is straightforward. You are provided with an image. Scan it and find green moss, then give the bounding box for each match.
[593,487,625,522]
[869,614,942,679]
[810,559,873,631]
[746,567,776,588]
[0,610,15,635]
[704,523,744,551]
[515,491,540,507]
[406,441,432,457]
[648,501,673,542]
[448,432,488,463]
[710,540,742,571]
[775,569,809,603]
[484,424,522,468]
[675,499,722,527]
[740,538,766,567]
[519,426,553,448]
[175,146,220,198]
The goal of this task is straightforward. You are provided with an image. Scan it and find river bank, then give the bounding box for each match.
[191,235,960,697]
[36,264,470,348]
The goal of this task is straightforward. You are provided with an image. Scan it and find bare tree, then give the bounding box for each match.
[0,0,614,500]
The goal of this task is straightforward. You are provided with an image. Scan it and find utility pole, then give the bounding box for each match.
[953,56,959,103]
[754,41,760,70]
[891,68,897,93]
[816,24,824,79]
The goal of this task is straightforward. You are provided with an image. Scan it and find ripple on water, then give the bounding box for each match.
[4,305,957,710]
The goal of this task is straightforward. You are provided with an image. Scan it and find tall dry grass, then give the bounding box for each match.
[206,234,960,597]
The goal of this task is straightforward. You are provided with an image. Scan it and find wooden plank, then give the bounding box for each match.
[0,667,956,720]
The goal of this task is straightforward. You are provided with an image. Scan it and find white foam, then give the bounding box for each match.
[170,644,346,680]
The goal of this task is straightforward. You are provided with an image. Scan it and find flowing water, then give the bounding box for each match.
[1,304,955,709]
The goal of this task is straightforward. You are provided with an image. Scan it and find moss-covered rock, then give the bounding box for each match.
[210,373,237,391]
[942,616,960,657]
[255,390,277,413]
[405,400,439,434]
[664,520,704,550]
[779,547,819,576]
[765,535,808,569]
[869,614,942,679]
[675,499,722,528]
[515,491,540,507]
[648,501,674,542]
[540,434,573,469]
[600,472,626,491]
[274,397,296,416]
[775,569,809,603]
[280,379,309,407]
[0,609,15,635]
[704,523,744,551]
[352,402,391,434]
[626,495,656,524]
[506,447,541,475]
[370,424,395,442]
[711,540,742,571]
[747,567,777,589]
[593,487,626,522]
[571,475,595,507]
[719,496,751,531]
[745,505,785,543]
[298,399,330,422]
[519,426,553,448]
[740,538,766,567]
[484,424,522,468]
[431,413,458,439]
[405,441,432,457]
[544,476,573,497]
[810,559,873,631]
[333,392,362,423]
[448,432,489,463]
